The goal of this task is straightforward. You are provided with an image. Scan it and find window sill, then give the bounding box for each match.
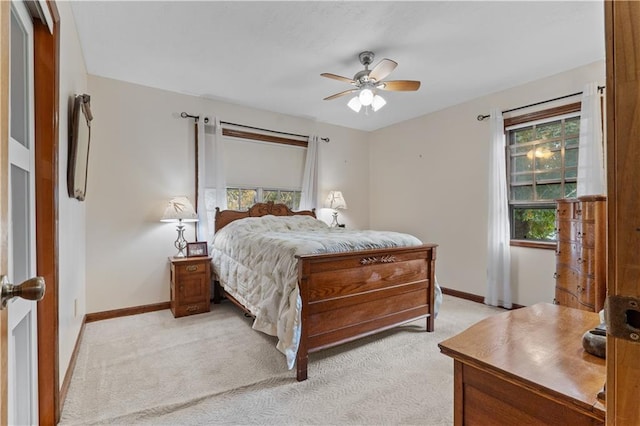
[510,240,556,250]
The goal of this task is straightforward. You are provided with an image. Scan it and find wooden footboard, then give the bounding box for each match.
[295,244,437,381]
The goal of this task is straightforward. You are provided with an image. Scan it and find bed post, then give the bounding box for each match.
[296,258,310,381]
[426,247,437,332]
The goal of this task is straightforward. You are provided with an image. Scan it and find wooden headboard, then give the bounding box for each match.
[214,202,316,232]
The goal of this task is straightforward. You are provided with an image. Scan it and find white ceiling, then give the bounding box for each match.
[70,1,605,132]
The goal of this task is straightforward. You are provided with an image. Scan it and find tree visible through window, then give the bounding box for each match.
[507,110,580,242]
[226,187,301,211]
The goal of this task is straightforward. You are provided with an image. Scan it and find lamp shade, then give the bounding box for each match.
[160,196,198,222]
[347,96,362,113]
[372,94,386,112]
[325,191,348,210]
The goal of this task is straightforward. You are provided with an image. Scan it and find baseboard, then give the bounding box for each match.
[85,301,171,323]
[59,316,86,414]
[441,287,524,309]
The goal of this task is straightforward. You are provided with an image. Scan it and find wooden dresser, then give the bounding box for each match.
[439,303,605,425]
[554,195,606,312]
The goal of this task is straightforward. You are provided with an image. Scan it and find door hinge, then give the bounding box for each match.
[606,295,640,342]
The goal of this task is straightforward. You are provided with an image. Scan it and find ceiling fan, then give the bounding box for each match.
[321,51,421,113]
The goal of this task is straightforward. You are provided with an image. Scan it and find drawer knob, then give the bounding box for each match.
[186,265,198,272]
[553,272,559,279]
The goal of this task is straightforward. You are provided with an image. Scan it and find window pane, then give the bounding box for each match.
[537,183,563,200]
[10,9,29,147]
[535,151,561,171]
[565,137,579,148]
[263,190,278,203]
[226,189,239,210]
[565,168,577,179]
[293,192,301,210]
[536,121,561,140]
[240,189,256,210]
[536,170,562,182]
[278,191,294,208]
[512,173,533,184]
[565,182,577,198]
[512,185,533,201]
[511,144,532,155]
[565,148,579,168]
[565,117,580,136]
[512,207,557,241]
[513,156,533,173]
[512,127,534,144]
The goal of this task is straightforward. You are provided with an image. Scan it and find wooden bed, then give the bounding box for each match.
[212,201,437,381]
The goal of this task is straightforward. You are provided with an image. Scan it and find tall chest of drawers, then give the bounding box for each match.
[554,195,606,312]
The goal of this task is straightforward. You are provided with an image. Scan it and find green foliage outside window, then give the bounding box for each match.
[512,208,557,241]
[226,187,301,211]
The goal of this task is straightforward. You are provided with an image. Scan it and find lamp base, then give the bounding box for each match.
[330,211,339,227]
[174,223,188,257]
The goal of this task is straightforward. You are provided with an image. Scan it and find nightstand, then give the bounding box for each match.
[169,256,212,318]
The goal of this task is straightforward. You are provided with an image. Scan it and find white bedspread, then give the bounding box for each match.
[211,215,441,369]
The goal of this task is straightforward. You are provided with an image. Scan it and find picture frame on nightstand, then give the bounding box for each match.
[186,241,208,257]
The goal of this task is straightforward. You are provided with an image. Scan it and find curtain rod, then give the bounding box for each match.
[220,121,330,143]
[476,85,605,121]
[180,112,209,123]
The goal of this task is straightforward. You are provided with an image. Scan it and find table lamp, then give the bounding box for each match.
[160,196,198,257]
[325,190,347,227]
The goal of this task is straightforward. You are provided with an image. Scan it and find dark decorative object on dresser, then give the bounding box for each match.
[554,195,606,312]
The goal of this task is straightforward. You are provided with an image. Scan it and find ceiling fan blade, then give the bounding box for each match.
[320,73,355,84]
[323,89,357,101]
[368,59,398,82]
[378,80,421,91]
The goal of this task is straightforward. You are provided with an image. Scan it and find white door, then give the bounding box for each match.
[7,1,39,424]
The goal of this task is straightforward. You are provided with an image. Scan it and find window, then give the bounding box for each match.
[226,187,301,211]
[507,107,580,243]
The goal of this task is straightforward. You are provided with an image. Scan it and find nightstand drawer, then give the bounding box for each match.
[173,301,209,317]
[174,262,207,277]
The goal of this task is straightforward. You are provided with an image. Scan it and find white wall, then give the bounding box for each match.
[369,61,605,307]
[57,1,88,383]
[85,76,369,313]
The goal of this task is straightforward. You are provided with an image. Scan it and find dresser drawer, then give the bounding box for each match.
[555,219,577,242]
[556,242,579,267]
[555,265,580,295]
[556,202,573,220]
[554,286,580,309]
[577,248,596,277]
[576,222,596,248]
[575,201,597,221]
[577,275,595,309]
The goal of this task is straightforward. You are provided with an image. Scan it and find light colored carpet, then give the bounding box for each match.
[60,295,504,425]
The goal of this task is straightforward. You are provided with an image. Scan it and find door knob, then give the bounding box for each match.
[0,275,46,309]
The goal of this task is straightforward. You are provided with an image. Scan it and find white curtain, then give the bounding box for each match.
[299,135,319,210]
[202,118,227,242]
[577,82,606,196]
[485,108,512,309]
[196,120,208,241]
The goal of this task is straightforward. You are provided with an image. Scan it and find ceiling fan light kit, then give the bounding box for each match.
[321,51,421,114]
